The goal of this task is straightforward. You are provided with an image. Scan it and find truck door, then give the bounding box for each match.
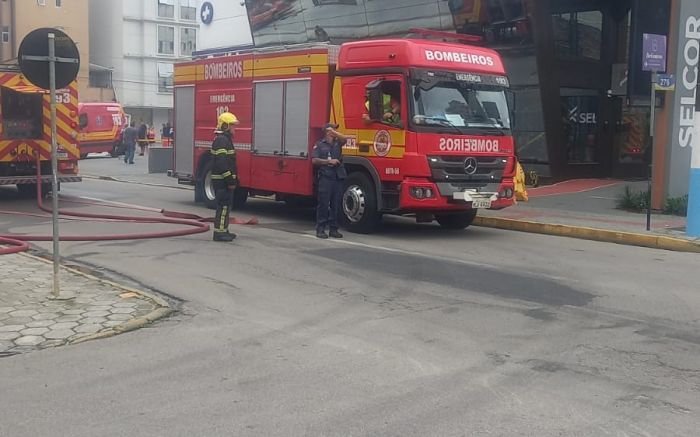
[250,79,312,195]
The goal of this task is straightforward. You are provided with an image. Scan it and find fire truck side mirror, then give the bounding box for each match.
[505,90,516,129]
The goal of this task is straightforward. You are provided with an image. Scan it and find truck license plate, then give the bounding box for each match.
[472,199,491,209]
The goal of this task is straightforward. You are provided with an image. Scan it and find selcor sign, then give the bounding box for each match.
[678,17,699,149]
[424,50,495,67]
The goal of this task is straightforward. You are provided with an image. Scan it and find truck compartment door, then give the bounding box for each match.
[174,86,195,176]
[251,80,312,195]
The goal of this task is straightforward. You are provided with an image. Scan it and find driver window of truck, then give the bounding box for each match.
[363,80,402,128]
[78,113,88,129]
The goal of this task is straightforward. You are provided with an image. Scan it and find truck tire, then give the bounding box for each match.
[16,183,51,198]
[341,172,381,234]
[197,160,218,210]
[196,160,247,210]
[110,143,121,157]
[435,210,477,230]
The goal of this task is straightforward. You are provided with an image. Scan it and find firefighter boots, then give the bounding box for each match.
[213,232,237,242]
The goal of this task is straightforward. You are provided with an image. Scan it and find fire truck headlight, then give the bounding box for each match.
[410,187,436,199]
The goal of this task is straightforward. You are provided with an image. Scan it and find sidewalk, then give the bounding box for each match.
[0,252,172,356]
[479,179,699,252]
[79,152,188,189]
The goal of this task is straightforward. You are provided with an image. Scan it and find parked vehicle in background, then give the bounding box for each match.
[77,102,127,159]
[0,66,81,195]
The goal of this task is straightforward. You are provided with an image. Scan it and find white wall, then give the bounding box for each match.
[91,0,193,112]
[197,0,252,51]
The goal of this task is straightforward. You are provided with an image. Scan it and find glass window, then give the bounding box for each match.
[1,27,9,44]
[158,0,175,19]
[412,82,511,131]
[157,26,175,55]
[157,63,174,93]
[180,0,196,20]
[55,0,61,6]
[561,90,599,163]
[552,11,603,61]
[180,28,196,57]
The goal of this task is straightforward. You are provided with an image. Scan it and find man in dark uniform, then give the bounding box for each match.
[211,112,239,242]
[312,123,347,239]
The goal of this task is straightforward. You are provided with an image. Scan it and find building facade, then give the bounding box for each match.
[236,0,674,181]
[0,0,111,101]
[90,0,199,134]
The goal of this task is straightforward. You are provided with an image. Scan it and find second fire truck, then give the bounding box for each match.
[0,65,81,196]
[170,32,517,233]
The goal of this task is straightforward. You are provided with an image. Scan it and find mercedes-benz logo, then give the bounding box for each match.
[464,157,478,175]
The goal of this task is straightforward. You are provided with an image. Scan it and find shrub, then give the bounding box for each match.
[616,186,649,212]
[663,195,688,216]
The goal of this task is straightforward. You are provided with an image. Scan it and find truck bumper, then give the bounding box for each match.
[0,174,82,185]
[398,177,515,211]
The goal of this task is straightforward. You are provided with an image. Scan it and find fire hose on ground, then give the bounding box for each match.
[0,155,257,255]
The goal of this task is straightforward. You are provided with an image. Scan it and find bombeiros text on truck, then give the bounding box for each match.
[169,29,517,232]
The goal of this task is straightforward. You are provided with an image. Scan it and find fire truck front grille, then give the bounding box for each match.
[428,155,507,184]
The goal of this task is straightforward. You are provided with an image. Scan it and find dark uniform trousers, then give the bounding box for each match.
[214,181,233,235]
[317,175,342,232]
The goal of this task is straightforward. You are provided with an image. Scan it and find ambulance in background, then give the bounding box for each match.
[77,102,128,159]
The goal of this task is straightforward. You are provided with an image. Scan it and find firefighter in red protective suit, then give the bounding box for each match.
[211,112,239,242]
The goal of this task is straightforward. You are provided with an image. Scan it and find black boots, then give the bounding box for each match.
[213,232,237,242]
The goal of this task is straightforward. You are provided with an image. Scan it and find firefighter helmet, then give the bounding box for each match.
[217,112,239,131]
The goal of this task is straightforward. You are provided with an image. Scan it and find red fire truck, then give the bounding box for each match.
[170,34,516,232]
[0,66,81,195]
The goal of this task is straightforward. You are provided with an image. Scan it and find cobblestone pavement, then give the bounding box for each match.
[0,252,168,356]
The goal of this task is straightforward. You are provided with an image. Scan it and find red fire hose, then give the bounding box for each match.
[0,155,257,255]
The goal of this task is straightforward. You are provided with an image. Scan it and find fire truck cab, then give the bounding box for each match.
[171,35,516,233]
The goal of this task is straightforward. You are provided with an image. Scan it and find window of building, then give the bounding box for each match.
[56,0,61,6]
[180,28,196,56]
[157,63,174,93]
[157,25,175,55]
[552,11,603,61]
[37,0,46,5]
[180,0,197,21]
[2,27,9,44]
[158,0,175,19]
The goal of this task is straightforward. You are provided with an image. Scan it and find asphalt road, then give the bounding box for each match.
[1,158,700,436]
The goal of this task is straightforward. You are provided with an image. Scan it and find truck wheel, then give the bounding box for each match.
[195,160,247,209]
[196,161,218,210]
[110,144,120,157]
[16,183,51,198]
[435,210,477,230]
[233,187,248,208]
[341,172,381,234]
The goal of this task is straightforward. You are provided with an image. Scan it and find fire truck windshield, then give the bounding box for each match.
[411,81,511,133]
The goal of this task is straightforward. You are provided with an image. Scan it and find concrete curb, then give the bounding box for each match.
[473,216,700,253]
[82,174,193,191]
[18,252,174,345]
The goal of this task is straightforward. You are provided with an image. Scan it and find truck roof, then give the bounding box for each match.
[338,39,506,76]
